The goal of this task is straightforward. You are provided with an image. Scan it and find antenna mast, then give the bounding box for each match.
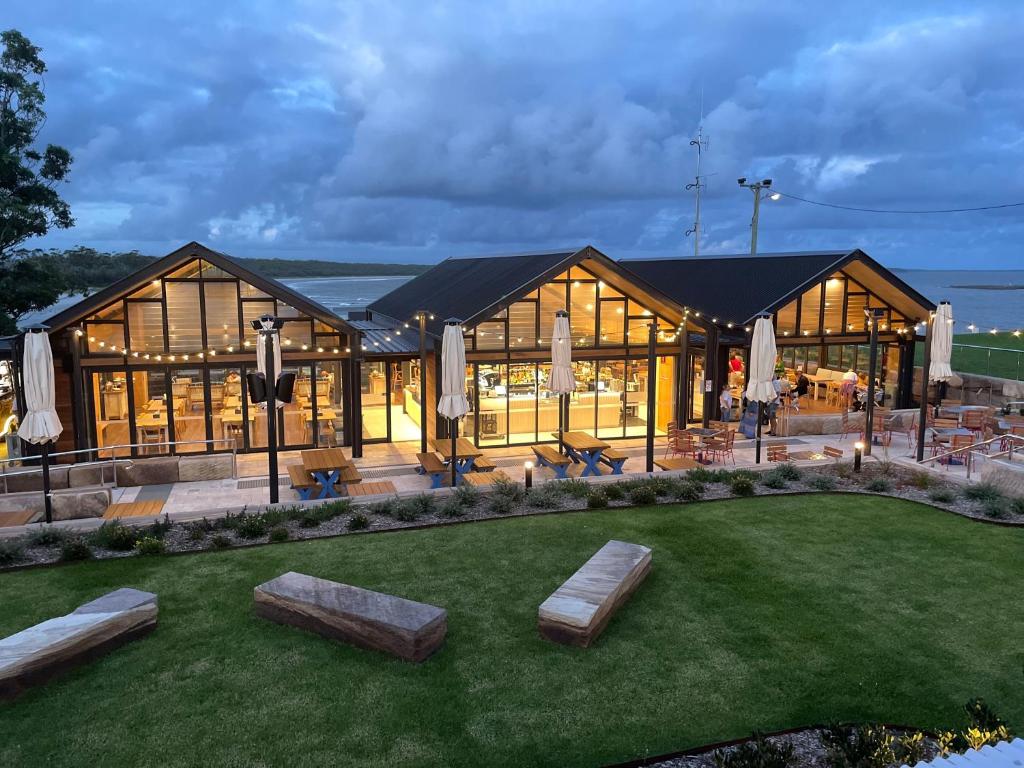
[685,93,708,257]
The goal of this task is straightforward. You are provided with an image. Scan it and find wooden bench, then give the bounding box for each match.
[346,480,396,497]
[538,540,652,647]
[472,456,497,472]
[767,445,789,462]
[653,457,700,472]
[1,588,157,702]
[288,464,318,500]
[461,470,510,487]
[823,445,843,461]
[532,445,571,479]
[417,452,448,489]
[598,447,628,474]
[254,572,446,663]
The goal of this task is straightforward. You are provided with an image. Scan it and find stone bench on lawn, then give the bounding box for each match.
[253,572,447,663]
[538,540,652,647]
[0,588,158,701]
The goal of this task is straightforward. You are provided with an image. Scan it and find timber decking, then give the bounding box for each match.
[538,540,652,647]
[345,481,396,497]
[103,500,165,519]
[0,509,36,528]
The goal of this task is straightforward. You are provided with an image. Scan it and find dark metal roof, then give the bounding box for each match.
[42,241,356,335]
[620,249,934,325]
[348,319,421,355]
[367,249,581,336]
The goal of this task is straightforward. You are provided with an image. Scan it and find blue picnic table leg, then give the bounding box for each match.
[312,468,341,499]
[579,449,604,477]
[452,457,475,484]
[608,458,626,475]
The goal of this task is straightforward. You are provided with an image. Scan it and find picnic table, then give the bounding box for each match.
[301,448,355,499]
[556,431,610,477]
[429,437,481,482]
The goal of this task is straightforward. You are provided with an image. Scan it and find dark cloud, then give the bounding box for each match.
[7,1,1024,266]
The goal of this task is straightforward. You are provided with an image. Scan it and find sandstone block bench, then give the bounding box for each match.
[538,540,651,647]
[254,572,447,662]
[0,588,158,701]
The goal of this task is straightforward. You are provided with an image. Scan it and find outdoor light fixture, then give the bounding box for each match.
[854,441,864,472]
[524,461,533,489]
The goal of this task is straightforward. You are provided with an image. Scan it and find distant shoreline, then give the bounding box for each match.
[948,284,1024,290]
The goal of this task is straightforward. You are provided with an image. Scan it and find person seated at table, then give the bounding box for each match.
[792,368,809,411]
[840,369,858,410]
[719,383,733,423]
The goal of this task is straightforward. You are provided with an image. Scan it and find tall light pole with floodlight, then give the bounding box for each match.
[737,177,780,255]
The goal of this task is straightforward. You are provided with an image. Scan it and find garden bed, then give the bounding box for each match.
[1,462,1022,571]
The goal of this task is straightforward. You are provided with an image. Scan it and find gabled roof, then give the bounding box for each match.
[43,241,355,334]
[621,249,935,325]
[347,318,420,355]
[367,248,583,336]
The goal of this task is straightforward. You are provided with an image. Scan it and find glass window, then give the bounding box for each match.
[508,302,537,349]
[199,260,232,278]
[508,363,537,444]
[134,369,170,455]
[476,363,507,446]
[599,299,626,345]
[242,300,276,341]
[568,360,597,435]
[165,281,202,353]
[624,360,649,437]
[597,360,626,439]
[628,318,651,347]
[166,260,201,279]
[475,321,506,351]
[281,320,313,350]
[239,281,271,299]
[169,369,206,452]
[776,300,797,336]
[204,282,240,349]
[598,281,622,298]
[279,365,313,447]
[845,294,867,332]
[128,280,163,300]
[128,302,164,352]
[822,277,845,334]
[91,371,130,457]
[539,283,565,345]
[799,285,822,335]
[91,302,124,321]
[210,368,245,450]
[569,281,597,345]
[276,301,302,319]
[315,361,344,447]
[361,361,388,441]
[86,323,125,353]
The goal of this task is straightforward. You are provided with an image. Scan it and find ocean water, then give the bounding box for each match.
[281,270,1024,334]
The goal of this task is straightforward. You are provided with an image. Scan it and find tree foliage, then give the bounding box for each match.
[0,28,73,261]
[0,251,66,334]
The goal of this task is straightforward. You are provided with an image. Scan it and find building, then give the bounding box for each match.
[4,242,934,463]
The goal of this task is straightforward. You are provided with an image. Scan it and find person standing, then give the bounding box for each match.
[719,384,733,422]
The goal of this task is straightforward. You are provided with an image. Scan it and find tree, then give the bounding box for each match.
[0,29,73,262]
[0,252,66,334]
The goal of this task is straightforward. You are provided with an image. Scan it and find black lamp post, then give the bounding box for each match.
[251,314,285,503]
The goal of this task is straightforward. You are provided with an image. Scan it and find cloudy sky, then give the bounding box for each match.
[8,1,1024,267]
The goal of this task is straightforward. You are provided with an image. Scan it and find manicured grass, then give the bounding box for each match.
[916,332,1024,380]
[1,496,1022,768]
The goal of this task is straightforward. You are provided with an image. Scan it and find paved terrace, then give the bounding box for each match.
[0,428,970,538]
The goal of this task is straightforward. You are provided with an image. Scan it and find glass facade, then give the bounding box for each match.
[774,271,910,338]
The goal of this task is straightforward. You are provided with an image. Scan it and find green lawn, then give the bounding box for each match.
[915,332,1024,379]
[1,496,1022,768]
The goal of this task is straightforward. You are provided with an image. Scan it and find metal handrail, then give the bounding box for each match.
[1,438,238,495]
[919,433,1024,479]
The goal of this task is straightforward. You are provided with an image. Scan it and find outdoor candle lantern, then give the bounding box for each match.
[854,441,864,472]
[524,461,533,489]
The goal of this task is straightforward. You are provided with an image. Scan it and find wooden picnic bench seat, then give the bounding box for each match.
[288,464,318,500]
[598,447,628,474]
[532,445,571,478]
[653,456,700,472]
[335,466,362,485]
[254,572,446,663]
[417,452,448,488]
[823,445,843,461]
[767,444,789,462]
[461,470,510,487]
[538,540,652,647]
[472,456,497,472]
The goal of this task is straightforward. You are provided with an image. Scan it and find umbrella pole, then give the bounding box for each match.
[451,417,458,488]
[558,394,564,455]
[755,403,763,464]
[41,441,53,524]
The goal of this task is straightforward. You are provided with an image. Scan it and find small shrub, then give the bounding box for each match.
[963,483,1003,503]
[760,470,787,490]
[587,490,608,509]
[133,536,165,555]
[235,514,268,539]
[145,515,173,539]
[775,463,802,481]
[490,494,516,515]
[604,483,625,501]
[186,517,213,539]
[1012,497,1024,516]
[981,497,1011,519]
[368,497,398,517]
[908,470,935,489]
[439,497,465,518]
[453,483,481,508]
[821,723,896,768]
[524,485,561,509]
[27,526,68,547]
[559,478,591,498]
[928,488,956,504]
[628,485,657,505]
[346,513,370,530]
[687,466,716,483]
[90,521,139,551]
[965,697,1008,733]
[730,475,756,497]
[808,475,837,491]
[896,732,927,766]
[0,539,26,566]
[410,493,438,517]
[863,477,892,493]
[644,476,673,497]
[268,526,290,542]
[714,733,795,768]
[675,480,704,502]
[209,534,232,550]
[395,494,434,522]
[492,478,525,504]
[59,537,93,562]
[834,462,854,480]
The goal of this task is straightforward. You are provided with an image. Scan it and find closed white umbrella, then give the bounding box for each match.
[549,310,575,453]
[18,328,63,523]
[438,319,469,487]
[929,302,954,382]
[744,315,777,464]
